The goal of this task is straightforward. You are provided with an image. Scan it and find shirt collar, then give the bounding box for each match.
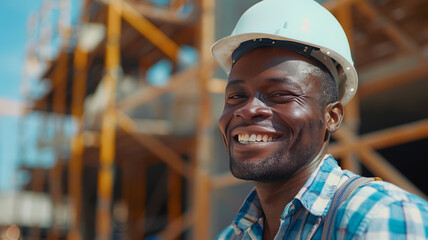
[231,154,346,234]
[293,154,344,216]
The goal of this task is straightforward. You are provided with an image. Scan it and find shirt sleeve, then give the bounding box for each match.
[215,225,236,240]
[363,200,428,239]
[333,181,428,240]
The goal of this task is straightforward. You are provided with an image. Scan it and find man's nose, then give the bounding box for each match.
[234,97,272,120]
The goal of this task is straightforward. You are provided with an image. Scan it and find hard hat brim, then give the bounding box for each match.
[211,33,358,105]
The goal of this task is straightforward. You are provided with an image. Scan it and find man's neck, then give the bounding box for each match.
[255,168,314,240]
[254,147,328,240]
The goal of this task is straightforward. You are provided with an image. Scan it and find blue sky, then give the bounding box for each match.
[0,0,80,191]
[0,1,43,191]
[0,1,43,100]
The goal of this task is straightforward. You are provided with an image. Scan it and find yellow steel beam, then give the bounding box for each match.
[193,0,215,238]
[334,126,427,200]
[334,123,361,173]
[335,0,361,173]
[67,47,88,240]
[358,149,427,200]
[330,119,428,157]
[51,51,69,115]
[96,0,122,239]
[121,0,180,60]
[359,62,428,98]
[336,0,359,127]
[125,0,194,24]
[192,170,211,239]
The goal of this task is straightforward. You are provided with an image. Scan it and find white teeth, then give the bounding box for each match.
[244,134,249,141]
[238,134,250,144]
[249,134,256,141]
[262,135,268,142]
[238,134,275,144]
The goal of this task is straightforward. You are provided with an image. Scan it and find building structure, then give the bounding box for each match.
[15,0,428,239]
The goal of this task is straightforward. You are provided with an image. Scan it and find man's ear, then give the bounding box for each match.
[325,101,344,133]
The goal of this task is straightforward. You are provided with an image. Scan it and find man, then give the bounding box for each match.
[211,0,428,239]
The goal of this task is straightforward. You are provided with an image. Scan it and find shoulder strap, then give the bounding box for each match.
[320,176,375,240]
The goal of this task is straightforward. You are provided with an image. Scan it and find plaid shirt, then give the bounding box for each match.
[216,155,428,239]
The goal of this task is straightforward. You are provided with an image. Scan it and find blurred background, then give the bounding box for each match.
[0,0,428,239]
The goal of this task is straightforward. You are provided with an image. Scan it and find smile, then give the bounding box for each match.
[236,133,276,144]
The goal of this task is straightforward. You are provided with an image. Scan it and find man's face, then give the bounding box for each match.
[218,47,328,182]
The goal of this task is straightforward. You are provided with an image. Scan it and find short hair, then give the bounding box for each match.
[310,59,339,107]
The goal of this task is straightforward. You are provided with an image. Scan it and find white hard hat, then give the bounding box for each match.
[211,0,357,105]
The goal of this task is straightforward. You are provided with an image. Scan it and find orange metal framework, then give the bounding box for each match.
[22,0,428,239]
[93,0,428,238]
[89,0,216,238]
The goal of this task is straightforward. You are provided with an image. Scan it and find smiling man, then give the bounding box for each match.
[211,0,428,239]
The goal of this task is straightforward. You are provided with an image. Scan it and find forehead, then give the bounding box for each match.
[228,47,322,88]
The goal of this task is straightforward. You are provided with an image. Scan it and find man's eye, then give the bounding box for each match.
[270,92,295,102]
[271,92,290,97]
[228,93,245,99]
[226,93,247,104]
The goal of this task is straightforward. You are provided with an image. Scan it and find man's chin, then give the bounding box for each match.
[229,155,293,182]
[230,167,292,182]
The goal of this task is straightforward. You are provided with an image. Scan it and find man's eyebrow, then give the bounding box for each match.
[267,77,294,84]
[225,77,301,89]
[226,79,245,89]
[267,77,302,88]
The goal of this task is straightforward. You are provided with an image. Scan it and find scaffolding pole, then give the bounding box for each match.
[192,0,215,238]
[95,0,122,239]
[67,47,88,240]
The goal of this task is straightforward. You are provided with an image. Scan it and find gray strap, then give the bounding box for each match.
[320,176,375,240]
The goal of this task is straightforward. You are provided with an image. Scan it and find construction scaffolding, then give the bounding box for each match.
[13,0,428,239]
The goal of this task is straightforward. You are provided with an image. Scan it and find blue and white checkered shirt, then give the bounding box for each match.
[216,155,428,239]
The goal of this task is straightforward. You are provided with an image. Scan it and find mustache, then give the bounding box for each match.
[229,122,287,133]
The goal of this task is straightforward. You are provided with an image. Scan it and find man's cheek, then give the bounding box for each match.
[218,111,233,149]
